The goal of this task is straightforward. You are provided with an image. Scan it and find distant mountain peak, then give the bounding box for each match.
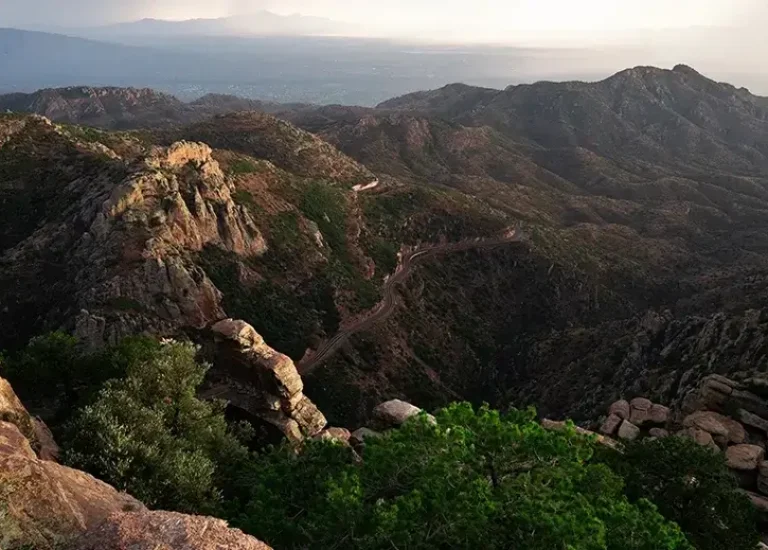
[672,63,702,76]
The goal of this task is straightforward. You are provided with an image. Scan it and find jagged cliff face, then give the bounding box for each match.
[0,115,268,347]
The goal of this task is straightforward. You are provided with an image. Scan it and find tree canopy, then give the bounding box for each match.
[233,404,693,550]
[5,332,757,549]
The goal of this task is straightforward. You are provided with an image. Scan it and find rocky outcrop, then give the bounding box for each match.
[0,376,271,550]
[727,445,765,471]
[0,377,36,444]
[0,118,269,349]
[209,319,327,442]
[600,396,670,441]
[77,141,266,342]
[0,421,145,550]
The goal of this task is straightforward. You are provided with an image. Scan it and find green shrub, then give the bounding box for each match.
[229,158,260,175]
[62,340,251,514]
[232,403,692,550]
[2,332,122,417]
[300,182,348,251]
[597,436,758,550]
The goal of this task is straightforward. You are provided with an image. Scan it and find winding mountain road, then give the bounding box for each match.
[298,228,522,375]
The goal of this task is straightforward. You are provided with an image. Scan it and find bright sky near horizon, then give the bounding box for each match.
[229,0,753,30]
[1,0,764,32]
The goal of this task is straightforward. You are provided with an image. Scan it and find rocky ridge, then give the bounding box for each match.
[0,87,304,130]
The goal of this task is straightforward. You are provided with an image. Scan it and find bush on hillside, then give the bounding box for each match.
[598,436,758,550]
[232,404,692,550]
[62,340,251,514]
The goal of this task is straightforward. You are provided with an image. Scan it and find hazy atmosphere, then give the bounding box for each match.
[2,0,766,35]
[1,0,768,103]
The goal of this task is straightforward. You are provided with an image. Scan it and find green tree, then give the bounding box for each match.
[1,333,162,421]
[233,403,692,550]
[598,436,758,550]
[62,340,251,514]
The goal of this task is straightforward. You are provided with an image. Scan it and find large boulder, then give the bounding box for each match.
[647,404,670,425]
[372,399,434,429]
[617,420,641,441]
[0,421,145,549]
[683,411,746,446]
[350,427,382,447]
[683,374,740,413]
[72,511,271,550]
[608,400,630,420]
[683,411,727,437]
[683,427,719,451]
[629,398,653,426]
[726,444,765,471]
[211,319,327,442]
[599,413,623,436]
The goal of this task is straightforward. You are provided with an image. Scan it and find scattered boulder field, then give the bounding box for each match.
[598,373,768,516]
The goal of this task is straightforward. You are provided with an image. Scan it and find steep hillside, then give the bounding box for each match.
[160,111,377,187]
[380,65,768,173]
[279,67,768,424]
[0,112,509,367]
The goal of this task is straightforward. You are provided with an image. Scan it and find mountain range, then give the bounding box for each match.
[3,65,768,430]
[75,11,354,39]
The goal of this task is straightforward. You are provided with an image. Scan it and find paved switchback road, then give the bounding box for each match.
[298,229,522,375]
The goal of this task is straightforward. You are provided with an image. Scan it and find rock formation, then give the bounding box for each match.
[0,116,270,350]
[600,373,768,519]
[208,319,327,442]
[0,376,271,550]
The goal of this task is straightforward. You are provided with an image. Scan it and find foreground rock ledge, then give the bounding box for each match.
[0,376,272,550]
[72,511,271,550]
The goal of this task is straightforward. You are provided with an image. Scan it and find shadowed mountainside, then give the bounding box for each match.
[4,66,768,428]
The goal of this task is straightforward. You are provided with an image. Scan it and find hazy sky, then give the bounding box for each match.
[2,0,765,34]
